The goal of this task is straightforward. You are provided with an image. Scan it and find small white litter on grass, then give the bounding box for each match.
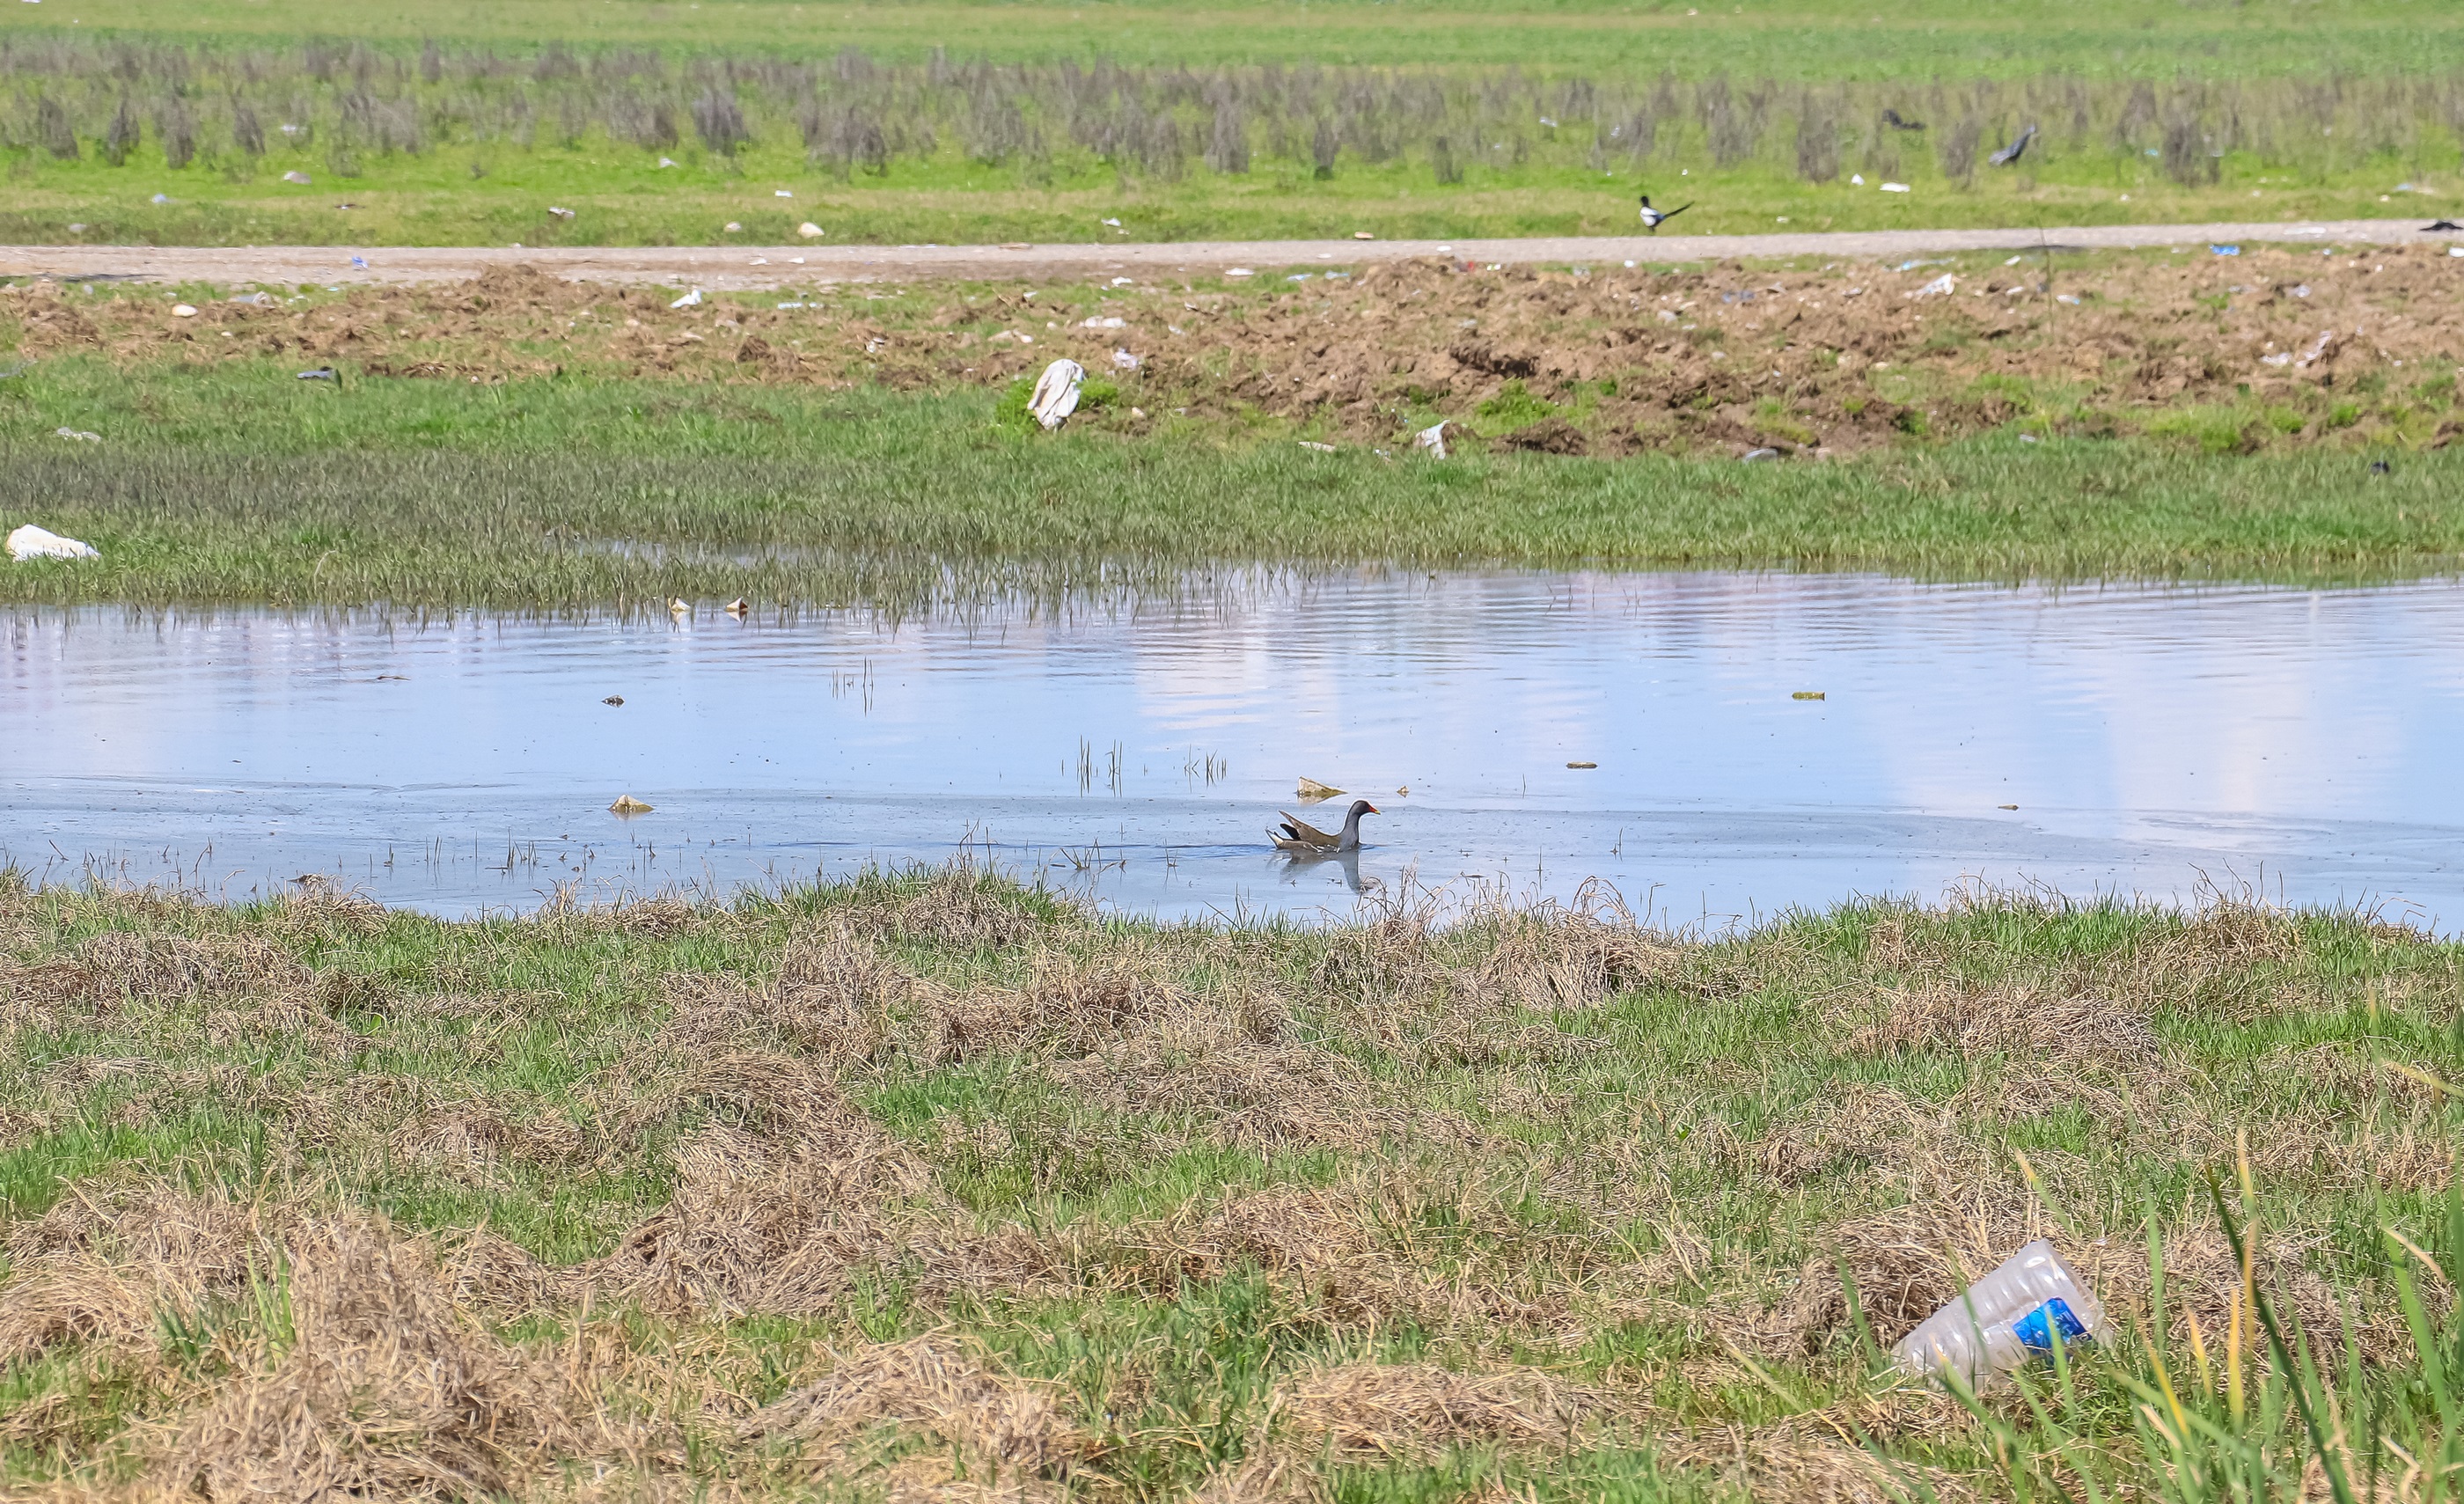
[1028,358,1086,429]
[7,524,98,561]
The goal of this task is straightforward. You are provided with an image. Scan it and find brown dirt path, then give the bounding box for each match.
[2,217,2454,289]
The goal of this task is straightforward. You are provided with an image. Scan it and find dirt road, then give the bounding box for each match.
[2,217,2453,289]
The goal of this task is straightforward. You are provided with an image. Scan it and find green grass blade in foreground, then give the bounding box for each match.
[2,377,2461,609]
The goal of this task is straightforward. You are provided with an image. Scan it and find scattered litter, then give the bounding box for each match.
[548,205,576,219]
[657,157,678,168]
[150,192,172,204]
[1880,181,1910,193]
[2018,432,2040,443]
[1894,1238,2106,1390]
[1296,776,1344,802]
[281,170,312,185]
[798,221,824,238]
[608,795,654,814]
[2427,219,2463,231]
[668,598,691,616]
[1896,258,1949,271]
[776,301,808,310]
[723,221,742,231]
[2211,244,2240,256]
[1028,358,1086,429]
[2261,352,2293,367]
[172,304,198,317]
[603,695,624,705]
[726,597,749,617]
[296,367,335,380]
[2290,283,2312,297]
[7,524,98,561]
[1287,273,1312,282]
[1850,172,1865,185]
[2295,329,2339,369]
[1566,760,1598,769]
[1298,440,1336,452]
[671,288,702,308]
[230,291,274,305]
[1791,690,1826,701]
[2056,293,2081,304]
[1101,216,1122,227]
[1111,276,1133,287]
[54,426,101,444]
[348,255,368,268]
[1742,447,1779,462]
[774,189,794,198]
[1353,231,1375,239]
[1111,348,1140,370]
[2005,255,2023,266]
[749,256,768,265]
[2452,246,2464,258]
[1082,315,1126,328]
[1225,268,1254,277]
[1412,421,1449,459]
[1912,274,1956,297]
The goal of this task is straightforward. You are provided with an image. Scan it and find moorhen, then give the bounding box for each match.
[1271,798,1380,853]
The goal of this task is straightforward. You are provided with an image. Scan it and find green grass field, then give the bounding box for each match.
[0,869,2458,1500]
[3,360,2461,613]
[5,1,2463,244]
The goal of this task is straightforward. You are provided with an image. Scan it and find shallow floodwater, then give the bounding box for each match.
[5,571,2461,928]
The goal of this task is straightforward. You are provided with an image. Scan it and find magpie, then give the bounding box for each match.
[2425,219,2462,232]
[1881,108,1926,131]
[1988,124,2039,167]
[1639,194,1693,232]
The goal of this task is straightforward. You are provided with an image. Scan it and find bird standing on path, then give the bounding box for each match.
[1639,195,1692,232]
[1988,124,2039,166]
[1271,799,1380,853]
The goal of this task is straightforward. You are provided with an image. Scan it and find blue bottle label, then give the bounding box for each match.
[2013,1297,2089,1356]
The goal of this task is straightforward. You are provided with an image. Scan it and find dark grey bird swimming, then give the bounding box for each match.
[1271,798,1380,853]
[1988,124,2039,166]
[1638,194,1692,232]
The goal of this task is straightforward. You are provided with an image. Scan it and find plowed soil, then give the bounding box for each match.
[10,242,2463,455]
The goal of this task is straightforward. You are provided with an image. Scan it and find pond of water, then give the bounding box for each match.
[4,570,2460,929]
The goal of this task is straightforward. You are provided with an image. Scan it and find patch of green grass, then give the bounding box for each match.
[0,869,2457,1497]
[2,361,2460,611]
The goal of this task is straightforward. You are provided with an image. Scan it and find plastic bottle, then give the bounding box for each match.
[1890,1238,2107,1390]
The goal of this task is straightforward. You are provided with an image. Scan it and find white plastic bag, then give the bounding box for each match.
[1028,359,1086,429]
[7,524,99,561]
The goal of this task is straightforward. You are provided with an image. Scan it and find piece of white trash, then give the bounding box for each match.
[1893,1238,2108,1391]
[54,427,100,443]
[1413,422,1449,459]
[671,288,702,308]
[1111,348,1140,370]
[282,170,311,185]
[798,222,824,238]
[7,525,99,561]
[1028,358,1086,429]
[1912,274,1956,297]
[1880,181,1911,193]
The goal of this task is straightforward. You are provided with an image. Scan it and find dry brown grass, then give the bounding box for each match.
[661,924,904,1060]
[0,1181,287,1368]
[737,1333,1090,1476]
[1848,980,2160,1069]
[157,1216,583,1503]
[1272,1361,1607,1459]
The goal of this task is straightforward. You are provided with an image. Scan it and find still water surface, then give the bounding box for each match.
[4,570,2460,928]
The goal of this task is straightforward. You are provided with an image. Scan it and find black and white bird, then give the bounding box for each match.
[2424,219,2462,232]
[1988,124,2039,167]
[1639,194,1693,232]
[1881,108,1926,131]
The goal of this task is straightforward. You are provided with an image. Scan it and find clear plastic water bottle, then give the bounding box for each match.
[1891,1238,2107,1390]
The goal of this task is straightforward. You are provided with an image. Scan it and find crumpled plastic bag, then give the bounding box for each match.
[1029,358,1086,429]
[7,524,99,561]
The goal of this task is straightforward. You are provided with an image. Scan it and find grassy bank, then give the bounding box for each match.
[0,868,2457,1498]
[2,379,2461,611]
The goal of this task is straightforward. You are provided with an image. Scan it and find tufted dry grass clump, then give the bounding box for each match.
[737,1334,1091,1477]
[1274,1361,1608,1459]
[1846,979,2160,1070]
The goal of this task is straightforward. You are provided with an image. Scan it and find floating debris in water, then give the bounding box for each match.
[1793,691,1827,701]
[608,795,653,814]
[1566,761,1598,769]
[1296,776,1344,802]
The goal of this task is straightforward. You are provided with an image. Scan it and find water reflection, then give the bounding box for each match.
[3,570,2459,928]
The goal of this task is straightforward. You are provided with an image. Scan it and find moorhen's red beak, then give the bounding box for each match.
[1364,803,1380,814]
